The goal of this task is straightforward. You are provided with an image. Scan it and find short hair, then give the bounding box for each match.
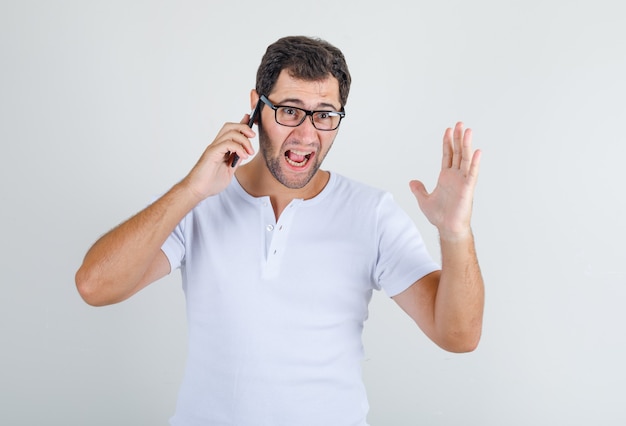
[256,36,352,108]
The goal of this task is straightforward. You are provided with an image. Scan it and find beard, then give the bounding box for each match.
[258,124,333,190]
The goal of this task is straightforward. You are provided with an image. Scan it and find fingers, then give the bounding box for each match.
[459,126,473,175]
[230,114,255,167]
[221,131,254,161]
[451,122,463,169]
[469,148,482,180]
[214,115,255,140]
[441,127,453,169]
[443,122,477,177]
[211,119,256,164]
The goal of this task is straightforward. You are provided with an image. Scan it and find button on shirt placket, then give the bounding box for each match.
[261,200,301,280]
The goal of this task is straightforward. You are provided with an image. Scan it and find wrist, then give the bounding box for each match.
[171,180,205,209]
[438,227,473,243]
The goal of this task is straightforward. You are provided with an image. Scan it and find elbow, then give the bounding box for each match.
[444,336,481,354]
[436,327,482,354]
[75,266,110,307]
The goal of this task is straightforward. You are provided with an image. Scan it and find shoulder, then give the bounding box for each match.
[329,173,390,204]
[326,173,402,221]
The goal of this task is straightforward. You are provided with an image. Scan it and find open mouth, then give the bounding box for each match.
[285,149,313,167]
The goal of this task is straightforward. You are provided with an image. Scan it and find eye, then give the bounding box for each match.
[280,107,298,117]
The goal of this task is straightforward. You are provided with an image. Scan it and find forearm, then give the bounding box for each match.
[434,230,484,352]
[75,182,199,306]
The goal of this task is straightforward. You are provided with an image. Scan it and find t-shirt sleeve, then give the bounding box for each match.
[374,193,440,297]
[161,216,186,272]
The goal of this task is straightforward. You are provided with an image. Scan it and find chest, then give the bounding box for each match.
[181,196,378,323]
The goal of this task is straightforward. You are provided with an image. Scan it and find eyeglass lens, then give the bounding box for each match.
[275,107,341,130]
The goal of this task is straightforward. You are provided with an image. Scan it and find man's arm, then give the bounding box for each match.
[393,235,484,353]
[392,122,484,353]
[75,117,256,306]
[75,184,198,306]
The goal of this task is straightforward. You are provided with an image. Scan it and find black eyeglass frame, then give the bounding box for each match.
[259,94,345,131]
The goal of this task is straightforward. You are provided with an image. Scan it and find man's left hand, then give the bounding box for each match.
[409,122,481,241]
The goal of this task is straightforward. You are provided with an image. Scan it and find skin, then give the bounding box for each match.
[395,123,484,352]
[75,70,484,353]
[236,70,341,218]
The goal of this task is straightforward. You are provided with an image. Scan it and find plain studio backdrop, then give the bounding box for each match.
[1,1,625,425]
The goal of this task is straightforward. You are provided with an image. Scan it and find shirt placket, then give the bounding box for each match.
[261,199,301,280]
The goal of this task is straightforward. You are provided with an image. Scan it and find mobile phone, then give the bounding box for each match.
[231,100,261,168]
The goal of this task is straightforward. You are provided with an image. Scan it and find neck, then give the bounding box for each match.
[235,157,329,219]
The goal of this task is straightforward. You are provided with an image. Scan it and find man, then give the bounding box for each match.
[76,36,484,425]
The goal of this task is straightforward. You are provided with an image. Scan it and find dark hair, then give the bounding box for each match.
[256,36,351,108]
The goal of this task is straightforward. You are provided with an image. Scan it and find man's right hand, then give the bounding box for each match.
[180,115,256,203]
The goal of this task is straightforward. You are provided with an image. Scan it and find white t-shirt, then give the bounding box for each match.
[162,172,439,426]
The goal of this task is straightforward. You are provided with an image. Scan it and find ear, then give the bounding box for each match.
[250,89,259,110]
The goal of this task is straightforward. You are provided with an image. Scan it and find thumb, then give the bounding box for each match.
[409,179,428,201]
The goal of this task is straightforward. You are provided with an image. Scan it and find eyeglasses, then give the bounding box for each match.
[259,95,345,131]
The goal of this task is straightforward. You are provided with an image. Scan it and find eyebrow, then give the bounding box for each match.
[276,97,341,112]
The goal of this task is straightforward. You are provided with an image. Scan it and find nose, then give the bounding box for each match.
[291,114,319,143]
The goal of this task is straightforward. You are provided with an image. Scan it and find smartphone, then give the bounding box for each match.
[231,100,261,168]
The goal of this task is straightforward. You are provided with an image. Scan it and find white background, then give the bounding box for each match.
[2,1,625,424]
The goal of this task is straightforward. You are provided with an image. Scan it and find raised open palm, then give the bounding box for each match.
[410,122,481,240]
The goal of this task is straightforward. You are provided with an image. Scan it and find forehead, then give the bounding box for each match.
[269,69,341,109]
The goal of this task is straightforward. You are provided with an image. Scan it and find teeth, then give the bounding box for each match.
[287,158,309,167]
[286,156,308,167]
[285,149,312,167]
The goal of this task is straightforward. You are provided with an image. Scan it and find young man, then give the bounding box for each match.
[76,36,484,425]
